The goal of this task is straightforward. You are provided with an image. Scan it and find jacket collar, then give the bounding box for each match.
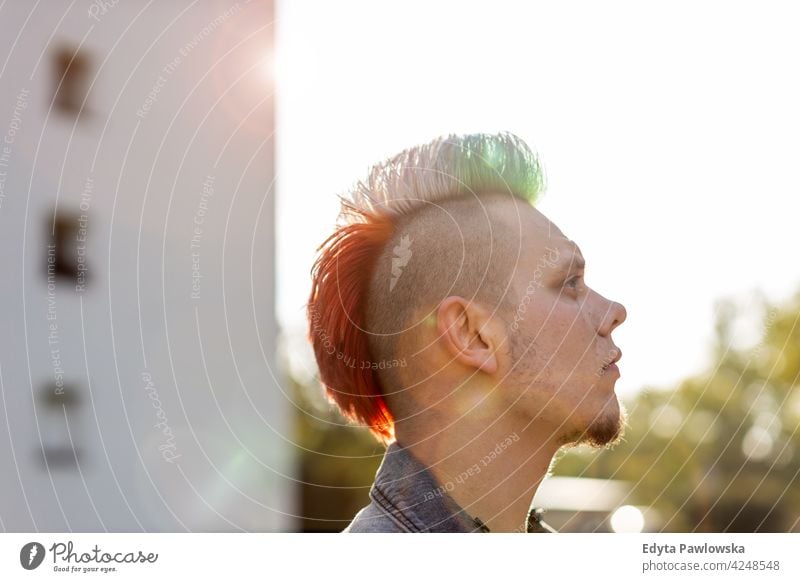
[369,440,557,533]
[369,441,485,532]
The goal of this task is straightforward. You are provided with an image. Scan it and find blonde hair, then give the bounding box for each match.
[339,131,545,223]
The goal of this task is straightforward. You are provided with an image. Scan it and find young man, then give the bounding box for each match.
[307,132,627,532]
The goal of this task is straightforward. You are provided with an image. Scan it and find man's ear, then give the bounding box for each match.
[435,296,503,376]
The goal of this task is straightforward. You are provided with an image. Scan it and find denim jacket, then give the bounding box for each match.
[342,441,555,533]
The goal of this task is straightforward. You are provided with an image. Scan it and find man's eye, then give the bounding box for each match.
[565,275,582,290]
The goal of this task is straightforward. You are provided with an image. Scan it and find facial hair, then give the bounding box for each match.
[510,326,627,449]
[561,399,627,449]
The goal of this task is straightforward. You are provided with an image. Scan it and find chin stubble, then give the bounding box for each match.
[561,398,628,449]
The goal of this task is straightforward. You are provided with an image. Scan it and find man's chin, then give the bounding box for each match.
[559,399,627,449]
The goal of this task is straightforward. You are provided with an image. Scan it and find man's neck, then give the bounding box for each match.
[397,417,562,533]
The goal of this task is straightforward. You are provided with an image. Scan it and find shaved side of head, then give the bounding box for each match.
[364,193,526,408]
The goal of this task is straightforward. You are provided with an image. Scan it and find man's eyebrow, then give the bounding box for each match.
[555,253,585,272]
[553,242,585,271]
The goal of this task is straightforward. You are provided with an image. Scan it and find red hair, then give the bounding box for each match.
[307,208,396,444]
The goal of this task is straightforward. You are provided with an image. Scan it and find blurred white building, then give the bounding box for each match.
[0,0,293,531]
[534,476,660,533]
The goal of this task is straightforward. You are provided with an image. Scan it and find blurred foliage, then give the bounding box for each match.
[555,289,800,532]
[290,373,383,532]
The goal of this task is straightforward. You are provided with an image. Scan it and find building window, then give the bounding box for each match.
[52,46,91,116]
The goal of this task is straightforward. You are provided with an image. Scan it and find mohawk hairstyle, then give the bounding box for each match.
[307,132,546,444]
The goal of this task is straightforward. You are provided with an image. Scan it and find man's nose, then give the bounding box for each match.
[598,297,627,337]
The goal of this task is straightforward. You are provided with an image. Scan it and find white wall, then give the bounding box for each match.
[0,0,293,532]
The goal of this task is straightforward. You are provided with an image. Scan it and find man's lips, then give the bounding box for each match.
[601,349,622,372]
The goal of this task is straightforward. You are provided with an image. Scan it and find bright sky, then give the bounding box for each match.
[275,0,800,397]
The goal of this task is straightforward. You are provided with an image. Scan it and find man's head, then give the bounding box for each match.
[307,132,626,448]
